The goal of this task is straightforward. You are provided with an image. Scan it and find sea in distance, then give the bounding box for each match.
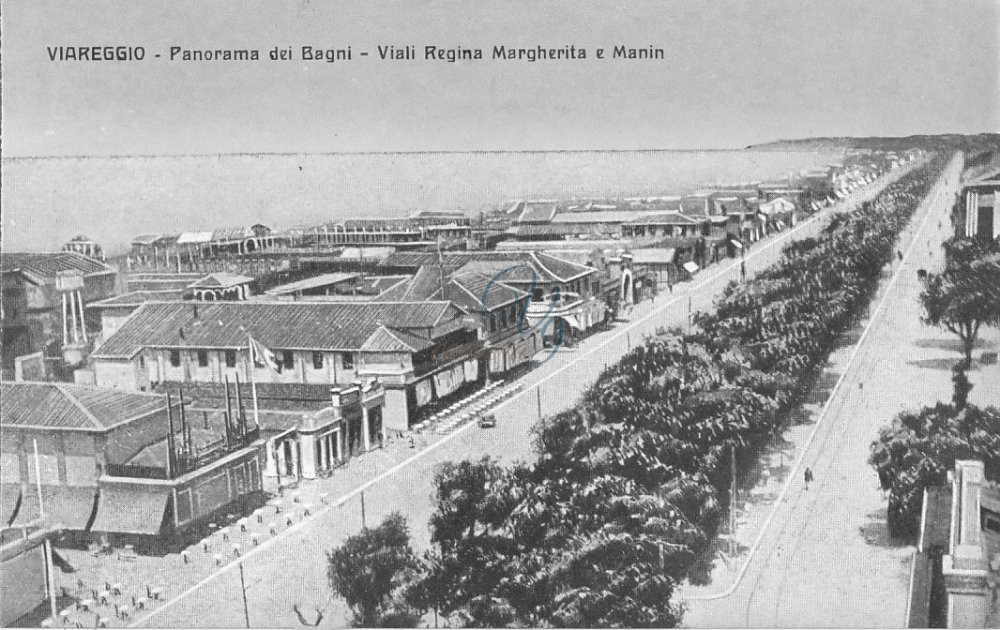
[1,149,845,255]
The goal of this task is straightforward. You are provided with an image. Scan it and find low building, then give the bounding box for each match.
[957,168,1000,240]
[1,382,181,531]
[89,300,477,430]
[87,290,184,341]
[156,378,386,482]
[1,381,266,547]
[184,272,255,301]
[621,212,711,239]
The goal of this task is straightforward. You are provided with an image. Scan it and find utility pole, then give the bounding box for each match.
[35,439,58,625]
[360,491,367,529]
[536,388,542,419]
[687,296,692,332]
[730,444,737,559]
[238,563,251,628]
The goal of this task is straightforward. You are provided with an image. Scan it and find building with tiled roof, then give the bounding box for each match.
[89,300,478,431]
[0,252,117,311]
[514,201,559,225]
[0,382,181,531]
[184,272,255,301]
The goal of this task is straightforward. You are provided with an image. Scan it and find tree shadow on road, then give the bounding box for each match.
[907,358,980,371]
[912,337,990,353]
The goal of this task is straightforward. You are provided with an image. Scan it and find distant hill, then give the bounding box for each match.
[748,133,1000,152]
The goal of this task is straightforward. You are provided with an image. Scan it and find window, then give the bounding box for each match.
[139,355,146,369]
[197,350,209,367]
[312,352,324,370]
[225,350,237,368]
[341,353,354,370]
[169,349,181,367]
[282,350,294,370]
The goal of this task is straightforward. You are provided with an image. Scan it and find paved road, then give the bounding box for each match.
[130,162,923,628]
[681,154,965,627]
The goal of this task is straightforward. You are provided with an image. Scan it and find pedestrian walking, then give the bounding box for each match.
[668,281,673,294]
[896,250,903,261]
[804,467,813,490]
[740,261,747,282]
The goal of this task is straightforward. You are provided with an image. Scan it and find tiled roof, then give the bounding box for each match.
[187,272,255,289]
[88,290,184,308]
[516,202,558,224]
[265,272,359,295]
[1,252,113,280]
[371,266,526,313]
[360,325,435,352]
[380,251,594,284]
[510,224,585,237]
[0,382,171,431]
[551,211,655,224]
[630,248,678,265]
[92,300,463,358]
[627,212,709,226]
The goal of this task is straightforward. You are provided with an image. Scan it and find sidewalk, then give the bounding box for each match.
[679,155,989,627]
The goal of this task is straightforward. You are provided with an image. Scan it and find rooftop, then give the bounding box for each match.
[92,300,465,358]
[0,252,114,281]
[0,382,173,431]
[265,272,360,296]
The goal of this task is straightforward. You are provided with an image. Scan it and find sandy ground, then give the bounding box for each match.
[40,161,925,630]
[680,154,1000,627]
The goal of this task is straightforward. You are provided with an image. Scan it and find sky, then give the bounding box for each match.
[2,0,998,157]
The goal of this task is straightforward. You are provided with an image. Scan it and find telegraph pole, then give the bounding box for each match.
[360,491,367,529]
[238,563,251,628]
[730,444,737,559]
[536,388,542,419]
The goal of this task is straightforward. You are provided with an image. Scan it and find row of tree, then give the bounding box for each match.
[870,232,1000,539]
[327,155,950,627]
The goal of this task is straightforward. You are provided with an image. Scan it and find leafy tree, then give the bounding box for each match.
[919,257,1000,368]
[327,512,420,627]
[870,403,1000,538]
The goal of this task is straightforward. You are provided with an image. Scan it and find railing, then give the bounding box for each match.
[105,463,170,480]
[106,429,261,480]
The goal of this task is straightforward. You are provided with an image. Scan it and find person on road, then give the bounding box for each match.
[740,261,747,282]
[804,467,814,490]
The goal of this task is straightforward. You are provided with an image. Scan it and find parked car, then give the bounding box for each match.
[478,413,497,429]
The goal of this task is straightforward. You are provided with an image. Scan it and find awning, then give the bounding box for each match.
[10,486,98,530]
[1,484,21,526]
[683,261,700,274]
[560,315,584,331]
[91,485,171,535]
